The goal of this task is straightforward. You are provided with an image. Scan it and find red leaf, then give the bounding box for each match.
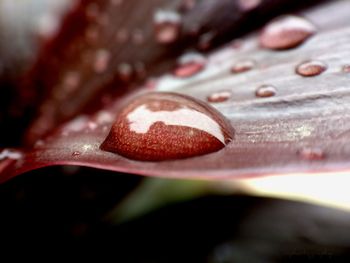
[2,0,350,183]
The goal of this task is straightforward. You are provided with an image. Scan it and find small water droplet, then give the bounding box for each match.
[134,61,146,78]
[296,60,327,77]
[95,111,114,124]
[238,0,261,11]
[85,26,99,43]
[97,14,109,26]
[198,31,216,51]
[188,23,200,37]
[86,3,100,20]
[117,63,133,82]
[72,151,81,157]
[111,0,123,6]
[36,14,60,39]
[116,28,129,43]
[132,29,145,45]
[100,92,234,161]
[34,140,45,148]
[87,121,98,130]
[63,116,89,134]
[260,15,316,50]
[207,91,232,103]
[179,0,196,12]
[342,64,350,73]
[231,39,243,49]
[94,49,111,73]
[231,59,255,73]
[173,52,206,78]
[299,147,325,160]
[145,78,158,90]
[154,9,182,44]
[0,149,23,161]
[63,71,80,92]
[255,85,276,98]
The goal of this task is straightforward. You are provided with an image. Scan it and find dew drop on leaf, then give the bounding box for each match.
[173,52,206,78]
[259,15,316,50]
[296,60,327,77]
[231,59,256,73]
[132,29,145,45]
[145,78,158,90]
[34,140,45,148]
[299,147,325,160]
[94,49,111,73]
[100,92,234,161]
[231,39,243,49]
[134,61,146,78]
[197,31,215,51]
[117,63,133,82]
[255,85,277,98]
[63,71,80,92]
[116,28,129,43]
[0,149,23,161]
[179,0,196,12]
[153,9,182,44]
[87,121,97,130]
[97,14,109,27]
[238,0,261,11]
[85,3,100,20]
[110,0,123,6]
[85,25,99,43]
[207,91,232,103]
[342,64,350,73]
[72,151,82,157]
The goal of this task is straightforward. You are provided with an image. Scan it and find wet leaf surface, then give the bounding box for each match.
[20,0,327,145]
[1,0,350,182]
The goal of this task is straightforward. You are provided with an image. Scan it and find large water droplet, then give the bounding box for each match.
[231,59,255,73]
[101,92,234,161]
[207,91,232,103]
[259,15,316,50]
[173,52,206,78]
[153,9,182,44]
[255,85,276,98]
[296,60,327,77]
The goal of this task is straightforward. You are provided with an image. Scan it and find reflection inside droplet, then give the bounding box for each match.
[127,104,226,143]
